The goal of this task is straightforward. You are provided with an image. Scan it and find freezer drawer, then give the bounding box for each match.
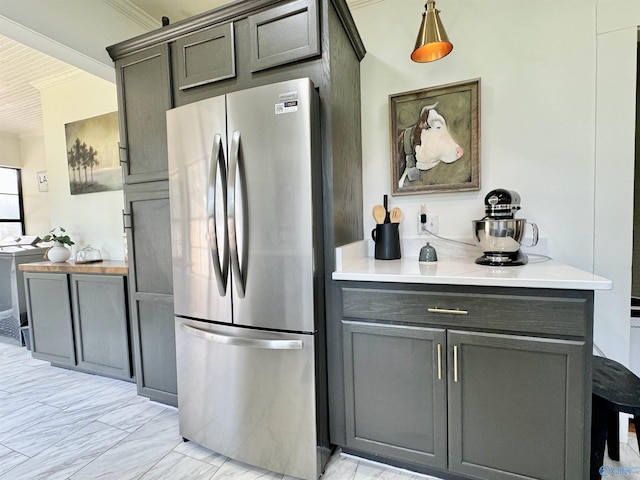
[175,317,320,480]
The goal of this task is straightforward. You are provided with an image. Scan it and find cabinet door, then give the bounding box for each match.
[135,298,177,405]
[24,273,75,366]
[71,274,132,380]
[248,0,320,72]
[447,330,586,480]
[125,182,177,406]
[343,321,447,469]
[175,23,235,90]
[115,45,172,184]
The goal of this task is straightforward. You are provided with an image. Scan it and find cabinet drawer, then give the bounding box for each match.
[249,0,320,72]
[175,23,236,90]
[341,285,589,337]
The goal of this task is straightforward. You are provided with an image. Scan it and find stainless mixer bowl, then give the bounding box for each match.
[472,218,537,253]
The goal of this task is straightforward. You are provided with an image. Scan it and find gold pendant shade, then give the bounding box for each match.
[411,0,453,63]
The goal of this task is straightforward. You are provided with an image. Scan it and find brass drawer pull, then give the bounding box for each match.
[428,307,468,315]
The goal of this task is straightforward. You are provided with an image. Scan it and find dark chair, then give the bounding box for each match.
[591,355,640,479]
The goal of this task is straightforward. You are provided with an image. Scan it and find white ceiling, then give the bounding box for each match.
[0,0,215,136]
[0,35,77,135]
[0,0,366,137]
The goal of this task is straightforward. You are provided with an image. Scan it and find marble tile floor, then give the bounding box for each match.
[0,341,440,480]
[601,430,640,479]
[3,340,640,480]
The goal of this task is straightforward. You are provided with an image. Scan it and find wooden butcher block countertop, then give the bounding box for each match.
[19,260,128,275]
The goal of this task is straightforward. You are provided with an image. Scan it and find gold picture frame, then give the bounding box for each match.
[389,78,480,195]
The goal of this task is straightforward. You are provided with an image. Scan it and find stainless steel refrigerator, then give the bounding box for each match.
[167,78,328,480]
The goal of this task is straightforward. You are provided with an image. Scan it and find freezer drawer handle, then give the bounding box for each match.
[180,323,303,350]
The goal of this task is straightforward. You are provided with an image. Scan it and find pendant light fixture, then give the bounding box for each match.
[411,0,453,63]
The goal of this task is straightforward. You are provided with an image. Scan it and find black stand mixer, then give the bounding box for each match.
[471,189,538,266]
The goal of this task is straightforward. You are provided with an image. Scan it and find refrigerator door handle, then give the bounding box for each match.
[208,133,229,296]
[180,322,303,350]
[228,130,246,298]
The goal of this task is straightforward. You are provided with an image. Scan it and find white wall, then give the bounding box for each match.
[38,71,124,260]
[19,133,50,236]
[350,0,637,362]
[0,132,22,168]
[0,132,48,237]
[352,0,597,270]
[593,1,640,366]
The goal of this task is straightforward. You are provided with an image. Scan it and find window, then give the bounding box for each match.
[0,167,24,238]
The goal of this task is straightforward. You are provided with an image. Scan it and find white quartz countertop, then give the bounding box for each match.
[333,240,612,291]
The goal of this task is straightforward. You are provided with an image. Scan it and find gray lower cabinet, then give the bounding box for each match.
[25,272,132,381]
[124,181,177,406]
[133,297,176,404]
[25,273,75,366]
[338,282,592,480]
[343,322,447,469]
[447,330,585,480]
[71,274,132,380]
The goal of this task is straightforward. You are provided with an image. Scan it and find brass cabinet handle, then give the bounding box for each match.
[437,343,442,380]
[453,345,459,382]
[428,307,468,315]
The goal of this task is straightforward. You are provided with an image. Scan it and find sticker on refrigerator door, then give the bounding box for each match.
[275,100,298,115]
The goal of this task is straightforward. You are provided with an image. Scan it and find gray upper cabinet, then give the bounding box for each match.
[175,23,236,90]
[115,45,172,184]
[248,0,320,72]
[25,273,75,366]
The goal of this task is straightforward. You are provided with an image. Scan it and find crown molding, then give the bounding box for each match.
[103,0,161,31]
[0,15,116,84]
[346,0,386,9]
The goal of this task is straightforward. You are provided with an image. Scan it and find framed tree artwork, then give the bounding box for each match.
[64,111,121,195]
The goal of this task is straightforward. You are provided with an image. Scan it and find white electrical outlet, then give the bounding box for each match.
[427,213,439,234]
[417,213,439,235]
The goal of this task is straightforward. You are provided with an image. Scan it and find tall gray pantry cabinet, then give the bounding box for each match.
[107,0,366,409]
